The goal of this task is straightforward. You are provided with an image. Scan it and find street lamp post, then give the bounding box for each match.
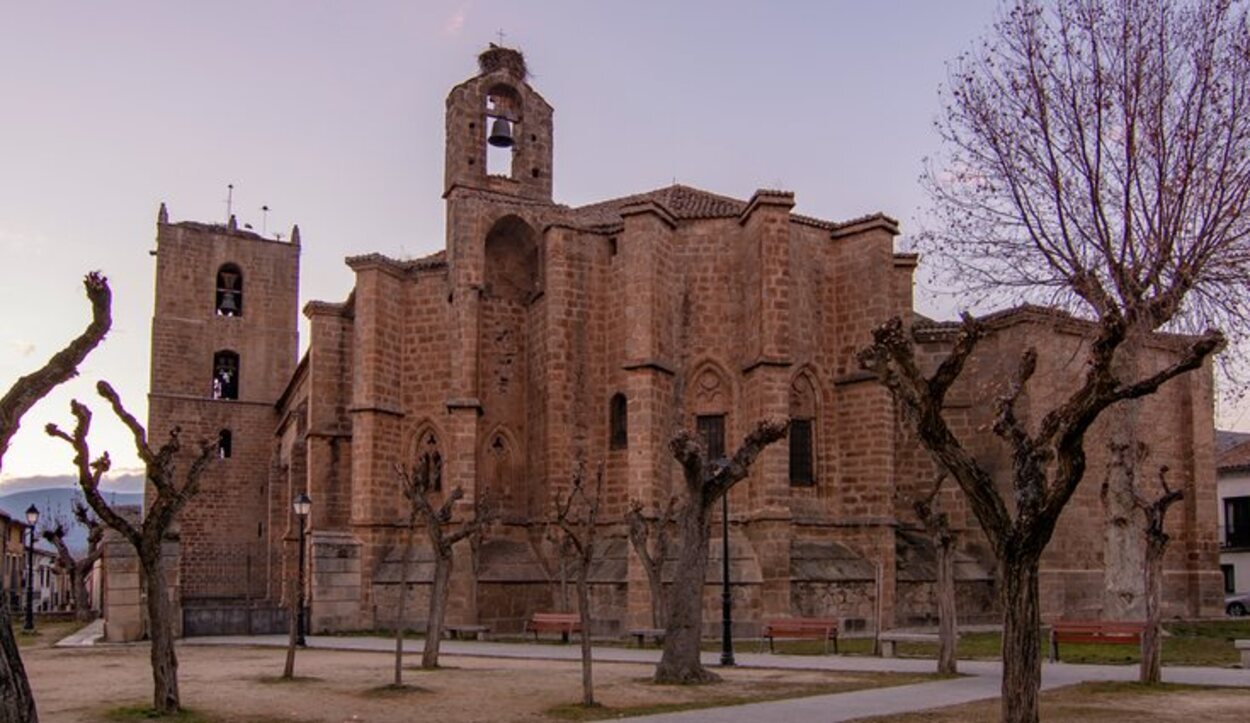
[292,493,311,647]
[24,504,39,632]
[720,493,735,666]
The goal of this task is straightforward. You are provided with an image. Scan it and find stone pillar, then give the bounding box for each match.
[101,529,142,643]
[309,531,364,631]
[619,200,679,630]
[737,190,796,622]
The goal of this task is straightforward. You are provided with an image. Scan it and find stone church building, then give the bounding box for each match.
[144,46,1222,637]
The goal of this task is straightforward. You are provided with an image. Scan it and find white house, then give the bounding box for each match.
[1217,431,1250,610]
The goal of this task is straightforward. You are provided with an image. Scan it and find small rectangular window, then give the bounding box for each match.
[696,414,726,461]
[789,418,814,486]
[1222,564,1236,594]
[610,394,628,450]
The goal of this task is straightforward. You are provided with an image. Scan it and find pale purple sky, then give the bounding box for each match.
[1,1,1242,482]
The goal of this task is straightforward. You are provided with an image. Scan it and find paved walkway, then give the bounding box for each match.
[179,634,1250,722]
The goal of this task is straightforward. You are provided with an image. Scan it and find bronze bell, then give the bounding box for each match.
[488,117,514,148]
[218,291,239,315]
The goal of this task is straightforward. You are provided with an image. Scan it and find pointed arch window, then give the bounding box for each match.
[789,374,818,487]
[217,429,233,459]
[609,393,628,450]
[415,430,443,491]
[212,350,240,400]
[215,264,243,316]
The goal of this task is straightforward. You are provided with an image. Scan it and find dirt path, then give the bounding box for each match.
[23,643,926,722]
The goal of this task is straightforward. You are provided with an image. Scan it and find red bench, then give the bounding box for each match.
[525,612,581,643]
[762,617,839,654]
[1049,621,1145,662]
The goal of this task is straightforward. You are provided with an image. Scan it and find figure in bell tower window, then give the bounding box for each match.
[212,350,240,400]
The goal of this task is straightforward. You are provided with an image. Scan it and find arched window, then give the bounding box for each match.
[415,430,443,491]
[212,350,240,400]
[484,215,539,303]
[217,429,233,459]
[609,393,628,450]
[789,374,818,487]
[215,264,243,316]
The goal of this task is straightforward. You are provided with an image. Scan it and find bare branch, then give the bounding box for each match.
[0,272,111,466]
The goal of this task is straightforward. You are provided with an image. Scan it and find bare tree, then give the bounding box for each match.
[390,498,418,687]
[1101,444,1185,684]
[41,501,104,622]
[923,0,1250,622]
[553,463,605,708]
[860,316,1219,722]
[0,272,111,723]
[47,381,216,716]
[396,456,490,670]
[895,1,1250,719]
[625,495,676,630]
[914,474,958,676]
[654,419,788,685]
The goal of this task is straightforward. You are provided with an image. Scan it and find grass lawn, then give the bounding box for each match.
[11,618,88,649]
[752,619,1250,666]
[855,681,1250,722]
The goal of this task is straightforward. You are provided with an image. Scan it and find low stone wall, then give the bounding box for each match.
[182,603,287,636]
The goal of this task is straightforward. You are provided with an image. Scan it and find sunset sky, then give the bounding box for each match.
[3,1,1244,484]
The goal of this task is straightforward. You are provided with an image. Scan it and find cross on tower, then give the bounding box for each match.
[496,28,507,45]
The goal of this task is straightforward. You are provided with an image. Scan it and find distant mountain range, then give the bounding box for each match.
[0,474,144,554]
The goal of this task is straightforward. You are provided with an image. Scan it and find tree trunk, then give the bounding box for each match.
[655,505,717,684]
[143,557,180,714]
[1141,536,1166,684]
[0,602,38,722]
[282,561,298,679]
[421,551,452,669]
[1000,552,1042,723]
[935,537,958,675]
[394,527,414,686]
[1103,340,1146,620]
[646,561,667,630]
[576,564,594,707]
[71,563,93,622]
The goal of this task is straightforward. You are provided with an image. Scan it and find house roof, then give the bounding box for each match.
[1219,437,1250,474]
[1217,430,1250,455]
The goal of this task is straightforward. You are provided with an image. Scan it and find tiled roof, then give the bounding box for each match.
[1217,430,1250,455]
[1219,438,1250,472]
[572,184,748,226]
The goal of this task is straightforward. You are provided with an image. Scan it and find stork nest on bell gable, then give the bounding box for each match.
[478,44,528,79]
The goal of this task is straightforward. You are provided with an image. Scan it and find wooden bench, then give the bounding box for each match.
[761,617,839,654]
[627,628,665,647]
[1049,621,1145,662]
[525,612,581,643]
[878,631,943,657]
[445,624,490,641]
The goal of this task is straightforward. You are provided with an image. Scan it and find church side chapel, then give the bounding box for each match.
[143,45,1221,638]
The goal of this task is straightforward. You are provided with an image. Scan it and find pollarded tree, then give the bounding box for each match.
[913,474,958,676]
[860,318,1220,723]
[1099,443,1184,685]
[654,419,788,685]
[395,456,490,671]
[625,495,676,630]
[0,271,111,723]
[42,500,105,622]
[924,0,1250,622]
[47,381,216,716]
